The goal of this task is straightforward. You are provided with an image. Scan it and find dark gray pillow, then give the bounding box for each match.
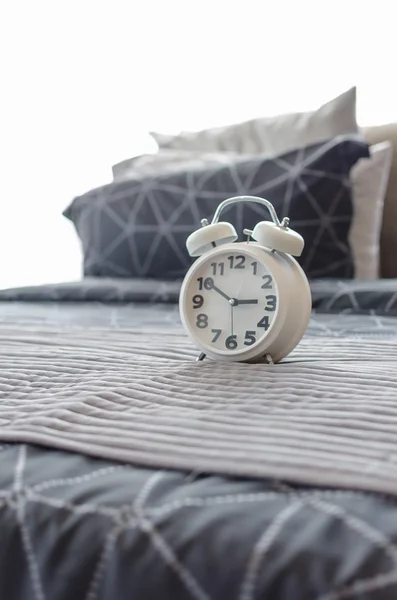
[64,135,369,279]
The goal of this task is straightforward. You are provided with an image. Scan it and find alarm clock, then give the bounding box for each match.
[179,195,311,363]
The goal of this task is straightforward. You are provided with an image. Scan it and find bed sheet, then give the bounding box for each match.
[1,278,397,599]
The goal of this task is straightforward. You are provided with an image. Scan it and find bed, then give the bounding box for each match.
[1,278,397,599]
[2,87,397,598]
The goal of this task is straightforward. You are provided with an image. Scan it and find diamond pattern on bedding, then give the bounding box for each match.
[1,444,397,600]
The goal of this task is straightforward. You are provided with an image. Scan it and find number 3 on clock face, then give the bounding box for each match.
[180,249,279,356]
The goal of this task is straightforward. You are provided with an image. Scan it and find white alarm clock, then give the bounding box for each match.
[179,195,311,363]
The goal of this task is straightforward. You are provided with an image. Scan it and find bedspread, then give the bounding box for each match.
[1,278,397,494]
[1,277,397,599]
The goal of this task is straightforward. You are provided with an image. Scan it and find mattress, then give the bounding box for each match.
[1,277,397,599]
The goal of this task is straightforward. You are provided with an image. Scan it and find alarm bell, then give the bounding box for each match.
[186,222,238,257]
[251,221,304,257]
[186,195,304,258]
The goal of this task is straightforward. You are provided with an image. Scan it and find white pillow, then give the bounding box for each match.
[349,141,393,279]
[112,149,240,180]
[151,87,358,155]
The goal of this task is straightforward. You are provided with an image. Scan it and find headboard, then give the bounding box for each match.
[363,123,397,278]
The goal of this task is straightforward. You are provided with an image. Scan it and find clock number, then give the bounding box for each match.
[251,261,258,275]
[197,277,214,291]
[261,275,273,289]
[227,255,245,269]
[211,262,224,276]
[197,277,213,290]
[265,295,277,311]
[225,335,238,350]
[244,331,256,346]
[196,314,208,328]
[211,329,222,343]
[257,315,270,330]
[192,294,204,309]
[234,255,245,269]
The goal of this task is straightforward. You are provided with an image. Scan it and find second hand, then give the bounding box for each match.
[229,298,237,336]
[231,303,234,336]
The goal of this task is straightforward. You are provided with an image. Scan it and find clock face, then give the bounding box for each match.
[183,250,278,355]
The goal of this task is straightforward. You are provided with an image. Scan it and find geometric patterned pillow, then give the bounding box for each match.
[64,135,369,280]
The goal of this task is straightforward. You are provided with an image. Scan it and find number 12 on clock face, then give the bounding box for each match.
[208,257,268,277]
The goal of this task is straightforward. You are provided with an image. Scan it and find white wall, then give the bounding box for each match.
[0,0,396,287]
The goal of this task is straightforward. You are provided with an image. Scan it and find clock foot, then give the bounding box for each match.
[264,353,274,365]
[196,352,206,362]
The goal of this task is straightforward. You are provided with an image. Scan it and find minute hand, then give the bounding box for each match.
[211,283,232,302]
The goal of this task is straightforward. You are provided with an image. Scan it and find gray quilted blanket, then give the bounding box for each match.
[1,277,397,600]
[1,278,397,495]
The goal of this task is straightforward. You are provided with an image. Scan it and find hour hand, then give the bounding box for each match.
[237,299,258,305]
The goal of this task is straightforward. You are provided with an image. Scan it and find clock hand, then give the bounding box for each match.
[211,283,232,302]
[236,299,259,305]
[234,270,248,306]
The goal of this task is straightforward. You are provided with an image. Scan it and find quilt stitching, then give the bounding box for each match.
[84,525,126,600]
[276,481,397,599]
[1,282,397,597]
[13,446,45,600]
[1,444,397,598]
[238,501,304,600]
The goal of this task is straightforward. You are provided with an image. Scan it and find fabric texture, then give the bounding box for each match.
[151,87,358,155]
[2,278,397,598]
[4,275,397,315]
[111,144,391,281]
[3,275,397,315]
[1,278,397,499]
[64,136,369,280]
[112,149,240,180]
[3,445,397,600]
[349,141,393,279]
[363,123,397,278]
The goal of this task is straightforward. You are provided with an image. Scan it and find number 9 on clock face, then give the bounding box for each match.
[180,249,278,356]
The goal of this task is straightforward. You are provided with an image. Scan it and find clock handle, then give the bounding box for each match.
[210,195,288,228]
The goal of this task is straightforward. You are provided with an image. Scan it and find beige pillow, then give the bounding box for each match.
[151,88,358,155]
[112,150,239,180]
[349,142,393,279]
[363,124,397,278]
